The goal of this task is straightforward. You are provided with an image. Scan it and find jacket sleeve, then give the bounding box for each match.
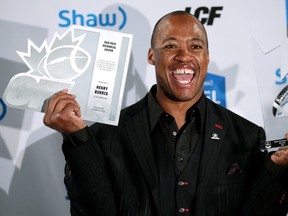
[64,163,93,216]
[243,127,288,216]
[62,126,116,216]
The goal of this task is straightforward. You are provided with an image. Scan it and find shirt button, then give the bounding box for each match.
[178,181,189,186]
[179,208,189,213]
[172,131,177,136]
[177,157,184,162]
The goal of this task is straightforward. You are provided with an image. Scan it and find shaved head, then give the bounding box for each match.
[150,11,208,50]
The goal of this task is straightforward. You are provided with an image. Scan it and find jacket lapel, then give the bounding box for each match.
[197,100,227,201]
[124,105,161,215]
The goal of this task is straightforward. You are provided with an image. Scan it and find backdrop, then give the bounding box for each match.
[0,0,287,215]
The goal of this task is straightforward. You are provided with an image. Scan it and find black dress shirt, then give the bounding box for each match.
[147,85,205,175]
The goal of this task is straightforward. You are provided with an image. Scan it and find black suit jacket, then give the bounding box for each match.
[62,93,288,216]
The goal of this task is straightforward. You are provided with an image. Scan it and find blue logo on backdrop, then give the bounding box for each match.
[58,6,127,30]
[0,98,7,121]
[204,73,226,107]
[275,68,287,85]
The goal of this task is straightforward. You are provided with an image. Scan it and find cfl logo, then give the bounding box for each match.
[3,27,91,111]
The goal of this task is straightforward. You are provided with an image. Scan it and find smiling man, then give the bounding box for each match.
[148,12,209,128]
[43,11,288,216]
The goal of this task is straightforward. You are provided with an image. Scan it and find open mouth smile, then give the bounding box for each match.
[172,68,195,84]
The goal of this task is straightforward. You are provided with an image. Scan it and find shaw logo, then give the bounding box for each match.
[59,6,127,30]
[0,98,7,121]
[204,73,226,107]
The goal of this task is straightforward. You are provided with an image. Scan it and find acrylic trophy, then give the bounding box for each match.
[3,25,133,126]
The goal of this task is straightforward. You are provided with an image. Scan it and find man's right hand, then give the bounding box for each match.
[43,89,86,134]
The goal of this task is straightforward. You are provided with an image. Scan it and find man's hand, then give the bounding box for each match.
[270,133,288,166]
[43,89,86,134]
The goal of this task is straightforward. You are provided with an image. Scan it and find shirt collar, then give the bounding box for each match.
[147,85,206,132]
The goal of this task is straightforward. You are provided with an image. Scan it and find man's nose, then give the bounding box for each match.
[174,48,194,62]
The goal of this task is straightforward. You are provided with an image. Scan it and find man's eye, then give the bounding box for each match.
[164,44,177,49]
[192,45,202,49]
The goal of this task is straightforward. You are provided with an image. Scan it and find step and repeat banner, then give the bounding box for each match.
[0,0,287,215]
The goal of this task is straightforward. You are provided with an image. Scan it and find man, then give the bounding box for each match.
[43,11,288,215]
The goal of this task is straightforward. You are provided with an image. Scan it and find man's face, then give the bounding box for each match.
[148,14,209,104]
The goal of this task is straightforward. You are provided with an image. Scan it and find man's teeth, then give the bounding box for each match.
[177,80,190,84]
[174,69,194,74]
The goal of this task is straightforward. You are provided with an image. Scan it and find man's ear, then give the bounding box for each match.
[147,48,155,65]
